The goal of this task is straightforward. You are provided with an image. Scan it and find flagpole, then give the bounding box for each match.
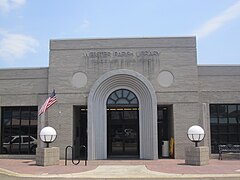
[38,89,57,148]
[41,105,49,148]
[39,96,48,148]
[40,111,46,148]
[45,111,48,126]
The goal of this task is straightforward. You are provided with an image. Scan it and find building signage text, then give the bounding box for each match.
[83,50,160,58]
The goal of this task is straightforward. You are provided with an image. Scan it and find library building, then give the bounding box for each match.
[0,37,239,160]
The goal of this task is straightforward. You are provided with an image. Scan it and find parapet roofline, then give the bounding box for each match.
[198,65,240,76]
[50,36,196,41]
[50,36,196,50]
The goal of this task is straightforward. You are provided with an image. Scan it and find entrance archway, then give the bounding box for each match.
[107,89,139,158]
[88,69,158,160]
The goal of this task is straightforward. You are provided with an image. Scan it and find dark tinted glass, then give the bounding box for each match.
[210,104,240,153]
[1,107,38,154]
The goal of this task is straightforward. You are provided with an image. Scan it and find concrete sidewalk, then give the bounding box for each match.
[0,158,239,179]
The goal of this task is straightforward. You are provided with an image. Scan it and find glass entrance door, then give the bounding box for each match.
[106,89,139,158]
[107,108,139,157]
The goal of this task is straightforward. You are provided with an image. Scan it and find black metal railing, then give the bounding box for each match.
[65,145,87,166]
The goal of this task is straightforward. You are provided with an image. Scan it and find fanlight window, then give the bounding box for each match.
[107,89,139,105]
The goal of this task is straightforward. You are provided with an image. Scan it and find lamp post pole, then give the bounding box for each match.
[195,141,198,147]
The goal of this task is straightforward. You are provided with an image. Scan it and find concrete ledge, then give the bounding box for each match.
[0,155,35,159]
[36,147,59,166]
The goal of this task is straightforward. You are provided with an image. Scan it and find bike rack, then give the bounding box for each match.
[65,145,87,166]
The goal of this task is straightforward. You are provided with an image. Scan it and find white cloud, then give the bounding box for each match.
[0,30,39,63]
[74,19,91,34]
[0,0,26,13]
[81,19,91,29]
[193,1,240,39]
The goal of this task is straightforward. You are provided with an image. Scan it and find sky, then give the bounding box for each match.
[0,0,240,68]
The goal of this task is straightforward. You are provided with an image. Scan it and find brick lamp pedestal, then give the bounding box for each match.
[185,146,209,166]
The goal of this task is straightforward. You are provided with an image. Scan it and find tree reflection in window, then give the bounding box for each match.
[107,89,138,106]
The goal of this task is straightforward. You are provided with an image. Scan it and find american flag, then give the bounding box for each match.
[38,89,57,116]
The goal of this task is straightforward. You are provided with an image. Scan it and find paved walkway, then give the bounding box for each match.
[0,158,239,179]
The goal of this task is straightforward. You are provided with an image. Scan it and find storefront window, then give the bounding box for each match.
[210,104,240,153]
[1,107,38,155]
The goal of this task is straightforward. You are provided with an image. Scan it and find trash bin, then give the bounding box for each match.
[162,140,169,157]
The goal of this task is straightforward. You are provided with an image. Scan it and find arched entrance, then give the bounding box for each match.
[107,89,139,158]
[88,69,158,160]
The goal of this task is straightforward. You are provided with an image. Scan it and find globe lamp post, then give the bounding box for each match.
[187,125,205,147]
[40,126,57,148]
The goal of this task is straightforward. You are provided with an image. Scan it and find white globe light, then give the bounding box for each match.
[187,125,205,147]
[40,126,57,147]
